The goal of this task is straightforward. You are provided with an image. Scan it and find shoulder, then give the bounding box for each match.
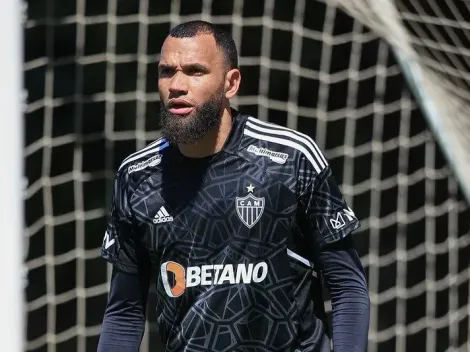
[239,115,328,174]
[117,137,170,176]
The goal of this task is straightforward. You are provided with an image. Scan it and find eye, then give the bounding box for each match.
[158,67,174,77]
[187,68,204,76]
[185,65,208,76]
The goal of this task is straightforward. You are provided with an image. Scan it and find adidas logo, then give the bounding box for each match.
[153,206,173,224]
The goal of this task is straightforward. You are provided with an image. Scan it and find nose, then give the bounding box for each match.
[168,72,188,97]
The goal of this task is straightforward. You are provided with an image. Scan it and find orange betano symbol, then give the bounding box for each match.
[160,261,186,297]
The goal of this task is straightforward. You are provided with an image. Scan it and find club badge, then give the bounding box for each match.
[236,184,265,228]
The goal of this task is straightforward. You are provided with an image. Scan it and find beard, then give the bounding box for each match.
[159,90,224,145]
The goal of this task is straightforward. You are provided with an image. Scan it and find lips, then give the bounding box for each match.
[168,99,194,115]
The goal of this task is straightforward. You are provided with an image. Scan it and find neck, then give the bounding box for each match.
[177,105,233,158]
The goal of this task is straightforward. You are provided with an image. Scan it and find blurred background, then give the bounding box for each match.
[23,0,470,351]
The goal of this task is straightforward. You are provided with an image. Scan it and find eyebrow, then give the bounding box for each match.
[184,63,210,73]
[158,63,210,73]
[157,63,173,70]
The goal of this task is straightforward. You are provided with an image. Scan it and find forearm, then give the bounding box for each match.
[98,268,150,352]
[318,238,370,352]
[98,313,145,351]
[329,275,370,352]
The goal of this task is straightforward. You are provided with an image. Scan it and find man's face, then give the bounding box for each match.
[158,34,227,144]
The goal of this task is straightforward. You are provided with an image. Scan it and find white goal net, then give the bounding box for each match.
[334,0,470,217]
[23,0,470,352]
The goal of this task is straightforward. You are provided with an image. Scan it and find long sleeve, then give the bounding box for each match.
[99,169,152,351]
[97,267,151,352]
[317,237,370,352]
[294,150,370,350]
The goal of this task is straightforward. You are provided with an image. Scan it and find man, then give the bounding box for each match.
[98,21,370,352]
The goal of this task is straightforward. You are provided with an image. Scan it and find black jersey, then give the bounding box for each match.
[101,110,360,352]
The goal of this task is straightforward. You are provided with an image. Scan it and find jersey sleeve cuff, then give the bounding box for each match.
[101,249,139,274]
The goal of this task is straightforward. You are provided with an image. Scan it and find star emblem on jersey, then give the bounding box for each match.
[246,184,255,192]
[236,187,265,228]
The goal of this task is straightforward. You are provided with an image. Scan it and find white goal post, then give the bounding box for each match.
[334,0,470,207]
[0,0,24,351]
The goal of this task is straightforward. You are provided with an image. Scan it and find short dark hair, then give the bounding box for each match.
[169,20,238,70]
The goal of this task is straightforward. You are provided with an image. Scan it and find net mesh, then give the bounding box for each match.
[334,0,470,205]
[23,0,470,351]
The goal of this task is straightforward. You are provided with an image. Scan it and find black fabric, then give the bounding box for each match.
[317,237,370,352]
[98,267,151,352]
[99,111,369,351]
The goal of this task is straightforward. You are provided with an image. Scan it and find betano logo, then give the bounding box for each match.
[160,261,269,298]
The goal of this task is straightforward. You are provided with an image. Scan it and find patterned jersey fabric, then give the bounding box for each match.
[101,110,360,352]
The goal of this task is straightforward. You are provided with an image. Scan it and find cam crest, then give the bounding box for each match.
[236,185,265,228]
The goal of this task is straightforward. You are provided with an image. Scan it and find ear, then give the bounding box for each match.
[224,68,241,99]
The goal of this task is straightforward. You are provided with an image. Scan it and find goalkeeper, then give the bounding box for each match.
[98,20,370,352]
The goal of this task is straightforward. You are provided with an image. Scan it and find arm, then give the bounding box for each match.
[317,237,370,352]
[98,170,151,351]
[98,267,151,352]
[297,159,370,351]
